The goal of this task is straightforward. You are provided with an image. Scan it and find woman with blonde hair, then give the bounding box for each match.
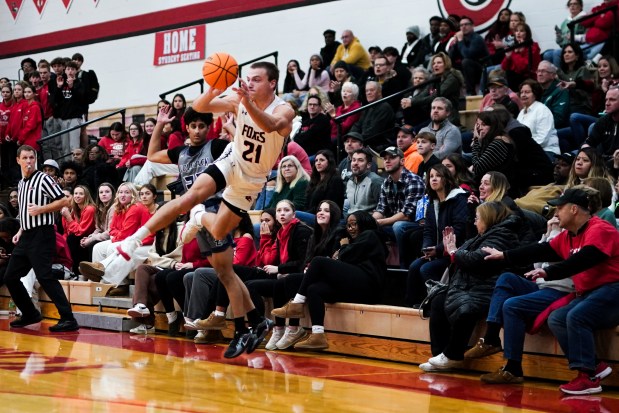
[79,182,154,296]
[418,52,463,126]
[267,155,310,210]
[62,185,96,275]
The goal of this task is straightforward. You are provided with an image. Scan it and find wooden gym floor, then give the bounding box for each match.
[1,319,619,412]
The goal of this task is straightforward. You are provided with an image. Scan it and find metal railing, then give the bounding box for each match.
[568,4,618,57]
[158,51,279,101]
[37,108,126,163]
[331,75,441,163]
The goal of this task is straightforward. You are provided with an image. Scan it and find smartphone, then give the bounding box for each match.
[422,247,434,253]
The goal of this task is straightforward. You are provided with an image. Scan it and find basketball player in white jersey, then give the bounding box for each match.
[120,62,295,358]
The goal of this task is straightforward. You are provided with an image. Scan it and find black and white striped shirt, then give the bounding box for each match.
[18,171,64,230]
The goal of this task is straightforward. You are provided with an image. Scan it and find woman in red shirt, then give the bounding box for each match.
[118,122,147,182]
[501,23,541,91]
[17,84,43,151]
[79,182,154,295]
[0,84,19,188]
[62,185,96,275]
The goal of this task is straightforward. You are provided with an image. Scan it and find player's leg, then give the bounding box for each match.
[117,173,217,258]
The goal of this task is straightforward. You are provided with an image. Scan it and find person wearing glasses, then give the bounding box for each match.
[293,94,331,157]
[451,16,489,96]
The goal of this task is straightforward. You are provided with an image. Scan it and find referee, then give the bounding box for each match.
[5,145,79,332]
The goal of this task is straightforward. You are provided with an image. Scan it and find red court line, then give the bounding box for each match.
[6,321,619,412]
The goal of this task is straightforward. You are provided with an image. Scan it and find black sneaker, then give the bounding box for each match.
[168,314,182,337]
[49,319,79,332]
[10,314,42,328]
[246,317,275,354]
[224,331,252,359]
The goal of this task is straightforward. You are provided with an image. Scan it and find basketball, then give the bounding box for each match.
[202,52,239,90]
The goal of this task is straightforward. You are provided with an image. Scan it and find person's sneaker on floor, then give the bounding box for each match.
[419,362,449,372]
[271,300,305,319]
[49,318,79,332]
[224,331,252,359]
[195,312,227,330]
[560,372,602,395]
[294,332,329,350]
[78,261,104,282]
[481,366,524,384]
[595,361,612,380]
[265,327,285,351]
[168,314,182,337]
[116,236,142,261]
[127,303,150,318]
[276,327,308,350]
[428,353,463,369]
[10,314,43,328]
[195,330,225,344]
[184,319,202,330]
[130,324,155,334]
[464,338,502,359]
[247,317,275,354]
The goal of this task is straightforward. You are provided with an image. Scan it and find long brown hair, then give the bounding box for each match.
[71,185,95,220]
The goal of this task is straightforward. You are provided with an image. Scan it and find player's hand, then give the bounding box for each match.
[156,105,176,124]
[27,203,42,216]
[232,79,250,103]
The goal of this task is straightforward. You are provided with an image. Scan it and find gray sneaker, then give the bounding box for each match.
[276,327,308,350]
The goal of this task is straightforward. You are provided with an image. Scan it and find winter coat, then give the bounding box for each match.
[443,214,521,323]
[422,188,470,256]
[338,229,388,289]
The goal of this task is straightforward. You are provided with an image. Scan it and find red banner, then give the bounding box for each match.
[61,0,72,12]
[5,0,23,20]
[153,25,205,66]
[32,0,47,16]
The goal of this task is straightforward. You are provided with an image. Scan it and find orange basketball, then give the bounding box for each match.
[202,52,239,90]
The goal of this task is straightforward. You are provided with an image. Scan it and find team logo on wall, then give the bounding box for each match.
[437,0,512,32]
[5,0,23,20]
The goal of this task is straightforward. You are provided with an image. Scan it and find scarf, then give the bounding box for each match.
[277,218,300,264]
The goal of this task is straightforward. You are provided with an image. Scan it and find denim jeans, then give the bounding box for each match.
[542,49,562,67]
[381,221,420,268]
[486,272,567,362]
[548,282,619,371]
[570,113,598,148]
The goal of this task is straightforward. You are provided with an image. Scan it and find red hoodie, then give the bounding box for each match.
[0,100,13,143]
[117,138,146,169]
[63,204,96,238]
[18,100,43,151]
[109,202,154,245]
[6,98,26,142]
[581,0,619,44]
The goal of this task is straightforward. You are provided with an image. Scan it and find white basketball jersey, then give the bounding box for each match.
[231,94,287,179]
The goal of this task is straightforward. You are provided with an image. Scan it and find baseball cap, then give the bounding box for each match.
[42,159,60,172]
[343,131,364,142]
[487,77,508,88]
[555,152,576,164]
[380,146,404,158]
[398,125,416,135]
[547,188,590,209]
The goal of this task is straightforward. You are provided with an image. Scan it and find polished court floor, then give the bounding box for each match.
[1,319,618,412]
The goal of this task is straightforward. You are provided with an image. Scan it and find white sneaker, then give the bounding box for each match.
[265,327,285,351]
[428,353,463,369]
[276,327,308,350]
[189,204,206,228]
[184,319,201,330]
[117,236,142,261]
[194,331,206,340]
[419,362,445,372]
[127,304,150,318]
[129,324,155,334]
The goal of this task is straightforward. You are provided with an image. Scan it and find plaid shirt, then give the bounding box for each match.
[376,167,425,220]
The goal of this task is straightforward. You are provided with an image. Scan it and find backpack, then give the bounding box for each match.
[81,70,99,104]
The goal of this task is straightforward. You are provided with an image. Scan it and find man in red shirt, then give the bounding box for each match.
[470,187,619,395]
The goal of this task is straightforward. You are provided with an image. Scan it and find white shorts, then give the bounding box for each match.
[214,147,266,212]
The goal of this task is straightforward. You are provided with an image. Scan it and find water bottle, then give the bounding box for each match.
[8,300,16,317]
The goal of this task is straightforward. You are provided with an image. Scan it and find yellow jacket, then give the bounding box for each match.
[331,37,371,70]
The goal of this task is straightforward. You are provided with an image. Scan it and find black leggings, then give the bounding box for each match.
[154,268,193,313]
[66,234,89,275]
[246,274,303,327]
[429,291,482,360]
[298,257,379,326]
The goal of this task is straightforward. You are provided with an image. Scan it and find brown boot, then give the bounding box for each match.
[294,332,329,350]
[271,300,305,319]
[79,262,104,282]
[107,285,130,297]
[195,312,227,330]
[464,338,502,359]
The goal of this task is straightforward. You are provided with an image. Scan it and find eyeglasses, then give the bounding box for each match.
[347,222,358,229]
[374,63,386,67]
[307,103,320,107]
[281,164,297,169]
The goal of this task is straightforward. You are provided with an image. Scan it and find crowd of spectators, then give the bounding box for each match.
[2,0,619,395]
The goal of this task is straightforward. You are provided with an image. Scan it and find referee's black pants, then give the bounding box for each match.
[5,226,74,321]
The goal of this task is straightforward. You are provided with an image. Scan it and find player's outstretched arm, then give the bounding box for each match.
[234,79,294,137]
[193,88,238,114]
